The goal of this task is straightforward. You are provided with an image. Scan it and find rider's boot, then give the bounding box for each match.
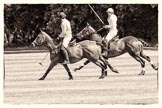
[60,46,70,64]
[102,39,109,57]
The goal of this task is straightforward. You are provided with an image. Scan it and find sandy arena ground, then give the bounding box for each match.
[4,50,158,104]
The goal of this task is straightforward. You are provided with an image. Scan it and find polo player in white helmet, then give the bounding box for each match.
[57,12,72,64]
[102,8,118,57]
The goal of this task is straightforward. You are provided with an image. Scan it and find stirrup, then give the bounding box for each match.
[102,51,108,57]
[51,49,59,54]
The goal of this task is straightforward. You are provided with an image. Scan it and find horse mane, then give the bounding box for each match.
[40,30,61,49]
[88,26,96,33]
[41,30,53,41]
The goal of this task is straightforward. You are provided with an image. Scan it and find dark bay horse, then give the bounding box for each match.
[32,30,112,80]
[74,24,158,75]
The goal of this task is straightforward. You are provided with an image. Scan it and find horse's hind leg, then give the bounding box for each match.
[63,64,73,80]
[39,61,56,80]
[140,52,158,70]
[99,56,108,76]
[73,60,90,72]
[129,53,146,75]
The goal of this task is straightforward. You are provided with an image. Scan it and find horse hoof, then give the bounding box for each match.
[69,77,73,80]
[99,76,105,79]
[39,77,44,80]
[154,66,158,70]
[151,64,158,70]
[113,69,119,73]
[138,73,141,76]
[73,68,78,72]
[138,72,145,76]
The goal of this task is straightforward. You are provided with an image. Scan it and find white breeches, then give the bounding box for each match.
[62,34,72,48]
[105,30,118,42]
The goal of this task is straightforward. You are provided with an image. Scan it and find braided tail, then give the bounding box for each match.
[138,38,150,47]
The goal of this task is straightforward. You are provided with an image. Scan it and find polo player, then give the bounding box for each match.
[102,8,118,57]
[57,12,72,64]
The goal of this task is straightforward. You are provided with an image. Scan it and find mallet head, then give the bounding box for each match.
[39,62,43,66]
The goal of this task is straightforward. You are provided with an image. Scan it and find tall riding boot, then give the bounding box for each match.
[60,46,70,64]
[102,39,108,57]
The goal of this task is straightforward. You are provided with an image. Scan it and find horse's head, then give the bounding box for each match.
[76,23,96,40]
[32,30,53,47]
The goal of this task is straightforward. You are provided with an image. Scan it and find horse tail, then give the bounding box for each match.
[138,38,150,47]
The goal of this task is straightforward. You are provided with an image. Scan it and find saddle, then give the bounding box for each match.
[111,35,119,42]
[51,39,77,55]
[68,39,77,47]
[95,35,119,53]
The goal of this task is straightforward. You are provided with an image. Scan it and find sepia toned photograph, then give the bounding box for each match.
[3,3,158,105]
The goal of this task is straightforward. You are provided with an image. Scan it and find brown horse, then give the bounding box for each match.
[32,30,113,80]
[74,24,158,75]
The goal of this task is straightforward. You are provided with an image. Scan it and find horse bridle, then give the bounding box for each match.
[81,26,97,37]
[33,33,46,46]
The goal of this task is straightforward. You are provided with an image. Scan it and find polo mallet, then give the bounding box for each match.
[88,4,105,34]
[39,53,49,66]
[88,4,105,25]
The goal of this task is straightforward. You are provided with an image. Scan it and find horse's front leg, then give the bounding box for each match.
[63,64,73,80]
[73,60,90,72]
[107,62,119,74]
[39,61,57,80]
[100,55,119,74]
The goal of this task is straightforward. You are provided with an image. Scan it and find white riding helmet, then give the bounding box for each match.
[106,8,114,13]
[59,12,66,18]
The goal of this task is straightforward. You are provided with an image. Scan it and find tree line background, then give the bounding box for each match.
[4,4,158,48]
